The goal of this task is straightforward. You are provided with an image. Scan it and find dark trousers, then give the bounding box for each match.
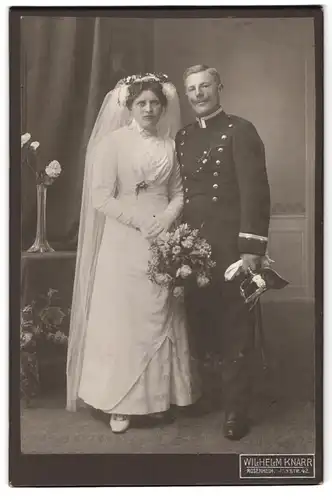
[184,275,255,415]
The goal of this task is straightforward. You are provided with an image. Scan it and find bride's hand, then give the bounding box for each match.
[140,214,171,240]
[140,218,164,240]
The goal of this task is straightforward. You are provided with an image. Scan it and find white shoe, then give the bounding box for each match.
[110,414,130,433]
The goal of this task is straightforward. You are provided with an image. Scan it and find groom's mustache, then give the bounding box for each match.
[191,99,209,105]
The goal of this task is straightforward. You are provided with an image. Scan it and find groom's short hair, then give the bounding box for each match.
[183,64,223,88]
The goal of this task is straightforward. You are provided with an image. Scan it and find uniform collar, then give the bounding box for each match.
[196,106,224,128]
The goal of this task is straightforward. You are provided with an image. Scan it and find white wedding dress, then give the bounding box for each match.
[78,120,200,414]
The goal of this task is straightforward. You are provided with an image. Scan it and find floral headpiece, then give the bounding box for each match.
[118,72,169,86]
[116,73,171,106]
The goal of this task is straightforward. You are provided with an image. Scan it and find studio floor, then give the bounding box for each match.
[20,301,317,454]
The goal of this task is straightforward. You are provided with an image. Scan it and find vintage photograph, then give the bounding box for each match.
[10,6,323,486]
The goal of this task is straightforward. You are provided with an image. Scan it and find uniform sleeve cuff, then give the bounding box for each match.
[238,233,268,256]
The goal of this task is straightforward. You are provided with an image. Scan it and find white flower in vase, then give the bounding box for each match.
[21,133,31,148]
[45,160,62,179]
[30,141,40,151]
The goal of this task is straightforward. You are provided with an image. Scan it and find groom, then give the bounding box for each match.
[175,64,270,440]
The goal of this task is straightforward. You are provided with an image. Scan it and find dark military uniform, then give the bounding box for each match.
[175,108,270,416]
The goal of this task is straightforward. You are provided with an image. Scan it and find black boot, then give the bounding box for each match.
[223,410,250,440]
[222,353,252,441]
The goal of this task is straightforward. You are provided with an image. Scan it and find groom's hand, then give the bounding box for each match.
[241,253,261,273]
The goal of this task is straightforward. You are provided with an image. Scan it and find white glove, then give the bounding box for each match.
[224,254,275,282]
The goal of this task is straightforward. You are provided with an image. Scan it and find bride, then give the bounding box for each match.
[66,73,201,433]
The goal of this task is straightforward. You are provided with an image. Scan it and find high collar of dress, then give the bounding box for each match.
[196,106,224,129]
[131,118,158,138]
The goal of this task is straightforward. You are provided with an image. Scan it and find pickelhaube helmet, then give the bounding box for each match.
[240,267,289,310]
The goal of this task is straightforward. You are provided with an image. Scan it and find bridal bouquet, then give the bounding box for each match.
[147,223,216,297]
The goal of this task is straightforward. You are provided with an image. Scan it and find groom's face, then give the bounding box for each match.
[185,70,221,117]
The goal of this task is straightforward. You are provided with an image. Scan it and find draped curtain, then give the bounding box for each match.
[21,16,153,250]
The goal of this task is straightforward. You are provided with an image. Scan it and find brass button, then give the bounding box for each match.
[213,172,219,177]
[185,199,190,204]
[184,176,187,180]
[185,188,189,192]
[216,160,221,165]
[202,159,208,164]
[181,130,186,135]
[212,197,218,202]
[213,184,218,189]
[222,134,227,139]
[196,169,200,173]
[180,141,185,146]
[228,123,233,128]
[218,147,223,152]
[180,152,184,156]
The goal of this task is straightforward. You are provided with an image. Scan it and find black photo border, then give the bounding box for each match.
[9,5,324,487]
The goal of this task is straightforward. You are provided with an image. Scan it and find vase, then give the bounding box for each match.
[27,184,54,253]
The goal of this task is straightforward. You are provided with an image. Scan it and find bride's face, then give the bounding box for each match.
[131,90,163,131]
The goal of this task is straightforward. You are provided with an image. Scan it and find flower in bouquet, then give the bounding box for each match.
[172,245,181,256]
[171,227,182,244]
[173,286,184,299]
[177,264,193,279]
[147,223,216,297]
[154,273,173,286]
[181,237,195,249]
[197,273,210,288]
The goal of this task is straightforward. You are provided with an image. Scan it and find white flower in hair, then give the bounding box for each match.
[117,72,170,107]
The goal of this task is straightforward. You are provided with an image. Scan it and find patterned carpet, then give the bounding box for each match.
[20,301,317,454]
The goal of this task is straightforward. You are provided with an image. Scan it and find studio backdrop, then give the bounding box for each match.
[21,16,315,300]
[21,16,154,250]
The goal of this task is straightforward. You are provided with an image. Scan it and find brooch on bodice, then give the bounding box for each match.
[135,180,149,196]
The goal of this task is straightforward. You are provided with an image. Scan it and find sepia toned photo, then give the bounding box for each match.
[10,6,323,486]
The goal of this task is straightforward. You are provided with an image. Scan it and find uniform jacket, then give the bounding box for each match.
[175,108,271,266]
